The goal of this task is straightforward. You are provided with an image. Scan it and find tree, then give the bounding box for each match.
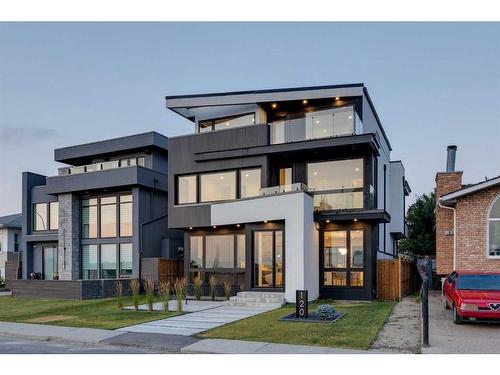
[399,192,436,256]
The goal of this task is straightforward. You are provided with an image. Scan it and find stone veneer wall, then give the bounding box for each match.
[435,172,463,275]
[58,193,81,280]
[455,185,500,272]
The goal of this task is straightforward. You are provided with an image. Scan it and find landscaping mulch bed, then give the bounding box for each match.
[279,311,346,323]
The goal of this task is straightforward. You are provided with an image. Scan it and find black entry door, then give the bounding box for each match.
[252,230,283,289]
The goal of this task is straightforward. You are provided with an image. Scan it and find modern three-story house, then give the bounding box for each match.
[166,83,410,302]
[18,132,183,297]
[14,83,409,302]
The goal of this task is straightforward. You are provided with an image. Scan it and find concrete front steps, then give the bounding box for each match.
[229,291,285,309]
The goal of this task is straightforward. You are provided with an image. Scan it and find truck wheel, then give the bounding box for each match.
[453,305,463,324]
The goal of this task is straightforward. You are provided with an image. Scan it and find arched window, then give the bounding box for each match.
[488,195,500,258]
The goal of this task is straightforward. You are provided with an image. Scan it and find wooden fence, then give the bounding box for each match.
[377,257,415,300]
[141,258,183,283]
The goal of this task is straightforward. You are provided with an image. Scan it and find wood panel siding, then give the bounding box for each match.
[141,258,183,283]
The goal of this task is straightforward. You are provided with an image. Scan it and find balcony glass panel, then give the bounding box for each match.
[58,156,146,176]
[270,105,360,144]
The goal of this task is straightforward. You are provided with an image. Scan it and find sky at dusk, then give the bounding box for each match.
[0,22,499,216]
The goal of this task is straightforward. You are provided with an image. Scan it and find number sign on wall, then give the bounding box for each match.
[296,290,308,318]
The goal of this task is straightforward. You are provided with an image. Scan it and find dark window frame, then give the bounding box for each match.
[321,228,366,289]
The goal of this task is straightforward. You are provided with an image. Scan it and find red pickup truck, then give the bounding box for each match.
[442,271,500,324]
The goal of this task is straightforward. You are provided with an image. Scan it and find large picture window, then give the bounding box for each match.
[323,229,364,288]
[177,168,261,205]
[308,158,364,211]
[82,243,132,280]
[100,244,117,279]
[189,233,245,286]
[488,195,500,258]
[200,171,237,202]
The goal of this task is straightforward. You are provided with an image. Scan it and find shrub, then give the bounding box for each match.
[209,275,217,301]
[115,281,124,310]
[144,277,155,312]
[159,280,171,312]
[316,304,337,320]
[223,280,232,300]
[193,276,202,300]
[0,277,5,289]
[174,278,186,312]
[130,278,141,311]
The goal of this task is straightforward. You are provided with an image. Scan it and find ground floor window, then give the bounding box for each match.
[42,245,58,280]
[323,229,364,288]
[188,233,245,286]
[81,243,132,279]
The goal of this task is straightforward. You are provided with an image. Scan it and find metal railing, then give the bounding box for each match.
[58,156,145,176]
[259,183,308,196]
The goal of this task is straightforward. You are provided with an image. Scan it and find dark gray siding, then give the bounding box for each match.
[168,125,270,228]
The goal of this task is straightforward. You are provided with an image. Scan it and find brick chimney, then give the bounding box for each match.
[435,146,462,275]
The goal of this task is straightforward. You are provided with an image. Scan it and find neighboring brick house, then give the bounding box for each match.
[435,146,500,276]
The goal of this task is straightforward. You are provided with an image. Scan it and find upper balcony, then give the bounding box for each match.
[58,156,145,176]
[269,105,363,144]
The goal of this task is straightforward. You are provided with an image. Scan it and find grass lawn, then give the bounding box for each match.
[199,300,396,350]
[0,296,177,330]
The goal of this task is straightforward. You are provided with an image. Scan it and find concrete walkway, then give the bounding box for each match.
[0,321,123,344]
[370,295,421,353]
[120,304,276,336]
[181,338,367,354]
[423,291,500,354]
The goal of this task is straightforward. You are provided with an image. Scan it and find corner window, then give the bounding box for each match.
[178,175,197,204]
[200,171,236,202]
[488,195,500,257]
[49,201,59,230]
[33,203,47,231]
[308,158,364,211]
[239,168,261,198]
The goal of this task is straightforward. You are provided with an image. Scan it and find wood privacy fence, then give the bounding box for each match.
[141,258,183,284]
[377,257,415,300]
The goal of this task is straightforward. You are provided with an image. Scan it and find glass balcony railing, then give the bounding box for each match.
[259,183,308,196]
[270,105,363,144]
[258,182,376,211]
[58,156,145,176]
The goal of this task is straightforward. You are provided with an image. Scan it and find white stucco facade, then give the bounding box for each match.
[210,192,319,302]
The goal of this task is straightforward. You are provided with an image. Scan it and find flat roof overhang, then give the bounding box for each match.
[314,209,391,223]
[194,133,380,162]
[54,132,168,165]
[166,83,365,113]
[45,166,168,194]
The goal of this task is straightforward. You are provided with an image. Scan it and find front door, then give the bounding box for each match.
[252,230,284,289]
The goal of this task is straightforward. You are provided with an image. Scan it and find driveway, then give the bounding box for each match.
[423,290,500,353]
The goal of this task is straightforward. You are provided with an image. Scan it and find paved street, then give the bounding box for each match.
[0,334,160,354]
[423,291,500,354]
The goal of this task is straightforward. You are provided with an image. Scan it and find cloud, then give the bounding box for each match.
[0,124,59,145]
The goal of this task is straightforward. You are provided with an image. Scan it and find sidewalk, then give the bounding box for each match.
[181,338,367,354]
[0,322,123,344]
